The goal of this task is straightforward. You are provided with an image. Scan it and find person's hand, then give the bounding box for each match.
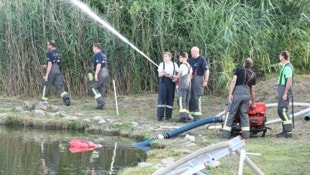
[229,94,233,103]
[282,94,288,101]
[43,76,48,82]
[165,73,171,77]
[202,81,208,87]
[95,74,98,81]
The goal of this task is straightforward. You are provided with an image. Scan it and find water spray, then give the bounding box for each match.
[68,0,158,67]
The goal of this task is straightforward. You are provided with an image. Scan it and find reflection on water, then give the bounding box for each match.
[0,126,146,175]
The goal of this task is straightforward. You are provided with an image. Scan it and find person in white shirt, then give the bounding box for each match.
[157,52,179,121]
[174,52,192,122]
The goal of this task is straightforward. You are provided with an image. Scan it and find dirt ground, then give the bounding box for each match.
[0,74,309,174]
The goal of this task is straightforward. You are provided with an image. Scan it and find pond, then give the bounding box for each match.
[0,126,147,175]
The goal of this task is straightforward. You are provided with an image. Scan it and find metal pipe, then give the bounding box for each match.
[236,150,265,175]
[265,107,310,125]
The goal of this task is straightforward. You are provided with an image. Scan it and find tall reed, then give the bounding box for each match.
[0,0,309,96]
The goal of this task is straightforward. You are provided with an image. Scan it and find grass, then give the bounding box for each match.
[0,75,309,174]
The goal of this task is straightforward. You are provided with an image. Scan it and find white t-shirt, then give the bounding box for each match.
[158,61,179,75]
[179,63,191,76]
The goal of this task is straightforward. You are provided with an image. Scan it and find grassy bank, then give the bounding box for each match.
[0,75,309,174]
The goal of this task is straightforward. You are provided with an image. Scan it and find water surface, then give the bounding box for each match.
[0,126,146,175]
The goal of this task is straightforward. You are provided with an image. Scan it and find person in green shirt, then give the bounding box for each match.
[276,51,294,138]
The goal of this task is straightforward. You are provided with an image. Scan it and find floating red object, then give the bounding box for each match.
[69,139,102,153]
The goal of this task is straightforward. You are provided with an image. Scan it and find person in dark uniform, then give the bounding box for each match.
[189,47,209,121]
[89,43,109,110]
[276,51,294,138]
[222,58,256,139]
[157,52,179,121]
[41,40,70,106]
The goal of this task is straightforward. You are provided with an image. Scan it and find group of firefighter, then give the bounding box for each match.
[157,47,294,139]
[43,40,294,139]
[41,40,108,110]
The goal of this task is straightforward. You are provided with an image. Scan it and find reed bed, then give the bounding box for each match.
[0,0,309,96]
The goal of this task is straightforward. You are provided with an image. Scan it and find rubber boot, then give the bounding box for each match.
[96,97,105,110]
[63,96,71,106]
[193,115,201,121]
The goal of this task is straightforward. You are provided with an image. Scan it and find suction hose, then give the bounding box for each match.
[305,112,310,121]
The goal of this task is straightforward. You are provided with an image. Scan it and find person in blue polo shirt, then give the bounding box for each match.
[41,40,71,106]
[188,47,209,121]
[89,43,109,110]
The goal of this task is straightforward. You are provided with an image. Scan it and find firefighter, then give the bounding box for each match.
[276,51,294,138]
[188,47,209,121]
[41,40,71,106]
[222,58,256,139]
[89,43,109,110]
[174,52,192,122]
[157,52,179,121]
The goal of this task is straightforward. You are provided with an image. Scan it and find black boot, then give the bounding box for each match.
[276,132,292,138]
[63,96,71,106]
[96,97,105,110]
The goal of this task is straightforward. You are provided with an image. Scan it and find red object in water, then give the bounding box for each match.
[69,139,102,153]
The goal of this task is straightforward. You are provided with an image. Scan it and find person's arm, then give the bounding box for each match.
[175,70,182,79]
[202,69,209,87]
[94,64,101,81]
[158,62,166,77]
[44,62,52,81]
[228,75,237,103]
[202,58,209,87]
[250,85,256,108]
[158,71,166,77]
[282,78,292,101]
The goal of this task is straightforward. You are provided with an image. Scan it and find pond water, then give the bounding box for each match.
[0,126,147,175]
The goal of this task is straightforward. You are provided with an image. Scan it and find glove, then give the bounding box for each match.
[87,73,94,81]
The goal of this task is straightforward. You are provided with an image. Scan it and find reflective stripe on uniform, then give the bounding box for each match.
[41,86,48,100]
[179,96,188,113]
[166,105,173,109]
[60,92,68,97]
[241,126,250,131]
[189,96,202,115]
[282,108,292,124]
[283,120,292,124]
[179,109,188,113]
[222,126,231,131]
[179,96,183,109]
[92,88,102,99]
[190,111,202,115]
[222,113,231,131]
[157,105,166,108]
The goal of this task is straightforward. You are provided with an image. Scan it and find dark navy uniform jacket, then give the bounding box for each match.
[46,50,61,65]
[189,56,208,76]
[93,51,107,71]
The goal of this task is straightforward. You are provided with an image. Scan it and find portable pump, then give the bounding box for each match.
[232,102,271,137]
